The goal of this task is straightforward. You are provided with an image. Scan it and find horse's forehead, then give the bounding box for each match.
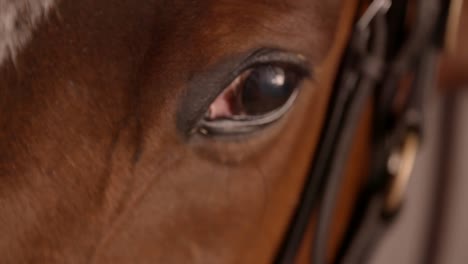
[0,0,340,67]
[195,0,340,40]
[189,1,341,42]
[156,0,342,66]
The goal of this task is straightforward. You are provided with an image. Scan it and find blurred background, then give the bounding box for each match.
[371,88,468,263]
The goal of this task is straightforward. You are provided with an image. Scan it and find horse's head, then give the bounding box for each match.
[0,0,465,263]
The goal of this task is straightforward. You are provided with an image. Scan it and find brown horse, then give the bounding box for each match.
[0,0,466,263]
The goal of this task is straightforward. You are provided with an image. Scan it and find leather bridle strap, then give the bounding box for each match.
[327,1,445,263]
[273,1,389,261]
[274,0,449,263]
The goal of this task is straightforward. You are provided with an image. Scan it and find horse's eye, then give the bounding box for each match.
[205,65,302,119]
[198,64,308,135]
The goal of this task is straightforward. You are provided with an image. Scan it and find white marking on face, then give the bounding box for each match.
[0,0,55,65]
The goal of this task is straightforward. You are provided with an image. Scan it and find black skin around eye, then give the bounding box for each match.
[240,65,300,115]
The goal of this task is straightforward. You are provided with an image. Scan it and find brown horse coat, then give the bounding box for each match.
[1,0,466,263]
[0,0,351,263]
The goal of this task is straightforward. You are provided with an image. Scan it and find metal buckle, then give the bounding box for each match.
[385,132,420,214]
[445,0,464,53]
[357,0,392,31]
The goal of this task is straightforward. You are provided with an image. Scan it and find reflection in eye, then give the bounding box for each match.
[206,65,304,120]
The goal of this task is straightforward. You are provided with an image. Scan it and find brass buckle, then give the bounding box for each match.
[445,0,464,53]
[385,133,420,214]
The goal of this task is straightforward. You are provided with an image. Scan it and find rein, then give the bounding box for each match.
[275,0,451,263]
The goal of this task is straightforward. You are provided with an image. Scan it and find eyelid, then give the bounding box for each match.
[237,49,312,80]
[195,89,299,136]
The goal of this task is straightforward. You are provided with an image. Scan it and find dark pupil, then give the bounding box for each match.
[241,65,298,115]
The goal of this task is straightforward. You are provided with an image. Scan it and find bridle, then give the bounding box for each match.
[275,0,454,263]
